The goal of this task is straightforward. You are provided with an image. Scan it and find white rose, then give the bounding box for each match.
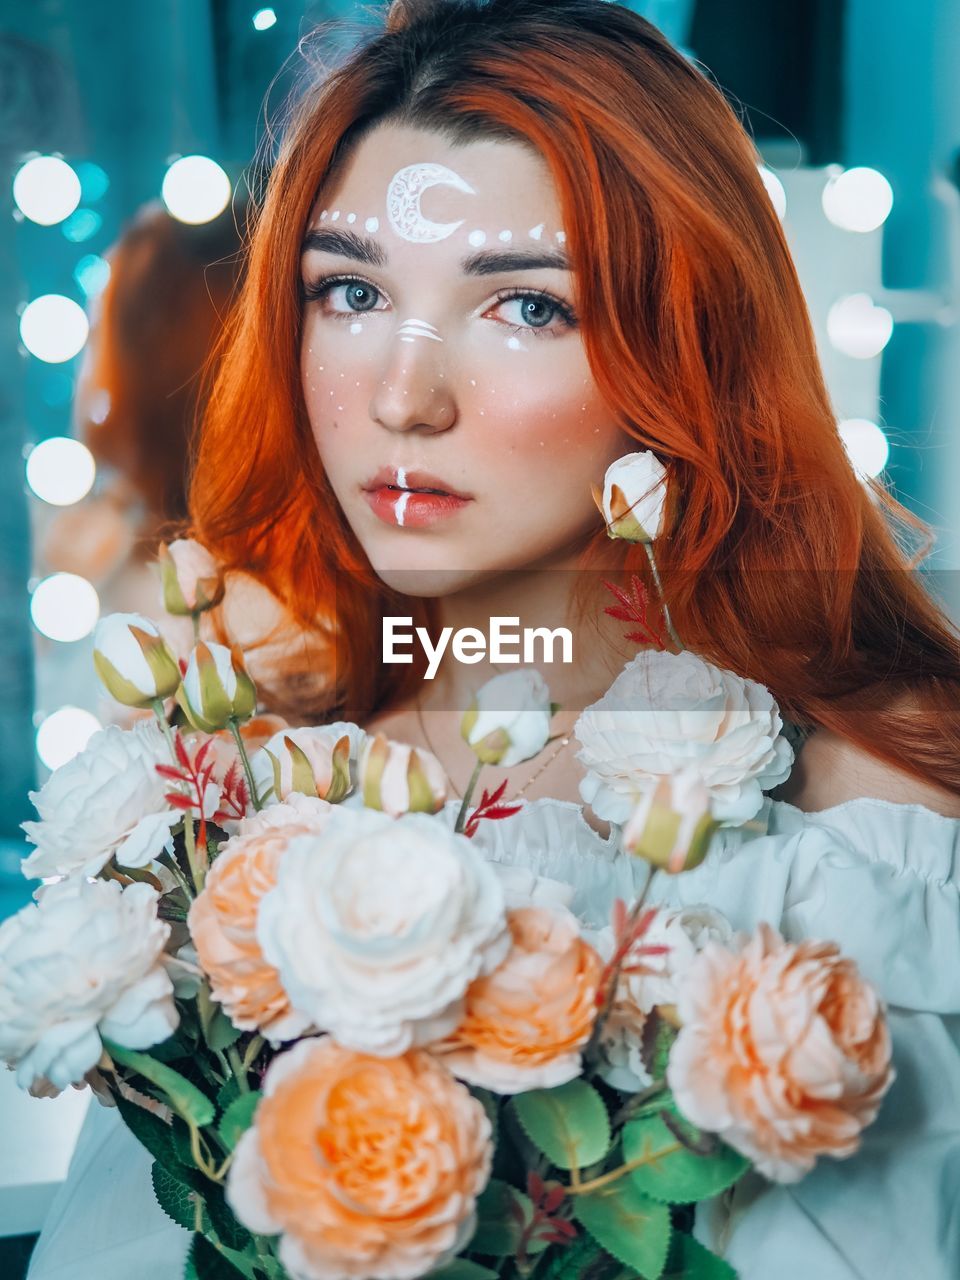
[0,878,178,1093]
[462,669,553,767]
[593,904,732,1092]
[251,722,367,806]
[491,863,575,912]
[159,538,223,614]
[574,649,794,825]
[176,641,257,734]
[357,732,448,816]
[235,793,334,838]
[601,451,667,543]
[257,807,510,1055]
[21,719,179,879]
[93,612,182,707]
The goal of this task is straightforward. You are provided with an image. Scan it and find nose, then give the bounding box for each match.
[369,330,458,435]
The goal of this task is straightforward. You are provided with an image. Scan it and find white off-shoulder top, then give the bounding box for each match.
[26,791,960,1280]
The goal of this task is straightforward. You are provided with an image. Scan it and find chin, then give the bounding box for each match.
[367,558,498,599]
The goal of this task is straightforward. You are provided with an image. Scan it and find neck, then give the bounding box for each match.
[416,545,642,717]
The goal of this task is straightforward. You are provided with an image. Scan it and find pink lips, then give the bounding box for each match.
[362,486,472,527]
[361,467,472,500]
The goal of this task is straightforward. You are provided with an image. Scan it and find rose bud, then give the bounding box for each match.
[592,450,668,544]
[253,725,358,805]
[158,539,224,616]
[622,769,720,874]
[175,640,257,733]
[461,669,553,767]
[359,732,448,816]
[93,613,182,708]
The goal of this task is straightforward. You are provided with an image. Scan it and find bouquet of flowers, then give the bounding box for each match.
[3,480,894,1280]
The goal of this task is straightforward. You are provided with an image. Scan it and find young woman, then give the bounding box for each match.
[28,2,960,1277]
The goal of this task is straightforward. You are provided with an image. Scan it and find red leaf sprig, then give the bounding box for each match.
[462,778,523,839]
[155,731,219,853]
[214,758,250,825]
[601,573,668,649]
[595,897,670,1014]
[512,1171,577,1264]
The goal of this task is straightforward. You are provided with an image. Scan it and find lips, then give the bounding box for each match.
[361,466,471,500]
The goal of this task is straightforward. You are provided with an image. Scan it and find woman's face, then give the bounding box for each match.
[300,122,632,595]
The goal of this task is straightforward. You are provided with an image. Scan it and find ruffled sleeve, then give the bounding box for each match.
[654,796,960,1279]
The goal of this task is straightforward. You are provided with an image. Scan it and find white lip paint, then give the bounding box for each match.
[395,467,409,526]
[396,318,443,344]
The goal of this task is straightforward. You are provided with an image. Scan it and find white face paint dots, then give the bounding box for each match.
[317,161,566,248]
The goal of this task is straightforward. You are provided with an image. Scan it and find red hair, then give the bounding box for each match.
[188,0,960,795]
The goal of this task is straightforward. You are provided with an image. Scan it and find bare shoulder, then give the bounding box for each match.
[774,710,960,819]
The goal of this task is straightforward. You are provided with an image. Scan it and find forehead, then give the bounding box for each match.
[309,122,563,246]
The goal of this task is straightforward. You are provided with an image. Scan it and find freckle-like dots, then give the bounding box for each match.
[350,322,363,334]
[498,230,512,242]
[320,210,328,220]
[365,216,379,232]
[506,336,524,351]
[556,231,566,243]
[467,230,487,247]
[331,211,340,221]
[469,379,477,386]
[346,213,356,223]
[529,223,545,240]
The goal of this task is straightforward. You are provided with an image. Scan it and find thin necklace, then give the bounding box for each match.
[415,693,573,801]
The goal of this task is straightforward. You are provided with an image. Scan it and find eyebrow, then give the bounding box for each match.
[300,227,570,274]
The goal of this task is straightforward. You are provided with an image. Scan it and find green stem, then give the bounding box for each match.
[643,543,683,651]
[192,613,201,643]
[151,698,178,758]
[241,1035,265,1075]
[454,758,485,834]
[227,1044,250,1094]
[229,717,263,811]
[158,850,193,899]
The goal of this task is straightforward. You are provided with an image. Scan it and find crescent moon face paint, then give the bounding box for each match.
[385,162,477,243]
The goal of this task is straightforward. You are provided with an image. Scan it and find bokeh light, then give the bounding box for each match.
[36,707,102,770]
[758,165,787,221]
[12,156,82,226]
[74,253,111,298]
[822,167,894,233]
[19,294,89,363]
[252,7,277,29]
[61,208,103,243]
[30,573,100,642]
[826,293,894,359]
[161,155,231,225]
[838,418,891,479]
[73,161,110,203]
[26,437,97,506]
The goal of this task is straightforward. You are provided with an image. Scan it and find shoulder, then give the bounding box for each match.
[773,718,960,820]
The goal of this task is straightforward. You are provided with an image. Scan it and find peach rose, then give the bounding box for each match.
[437,905,603,1092]
[667,922,895,1182]
[226,1037,492,1280]
[188,819,330,1042]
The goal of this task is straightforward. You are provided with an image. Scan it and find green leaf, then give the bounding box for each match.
[469,1179,532,1256]
[204,1182,255,1253]
[512,1081,611,1171]
[622,1114,748,1204]
[662,1231,737,1279]
[574,1181,671,1280]
[104,1041,216,1127]
[217,1076,242,1113]
[426,1262,499,1280]
[152,1161,199,1231]
[640,1013,678,1083]
[184,1233,250,1280]
[115,1094,201,1184]
[218,1091,262,1151]
[207,1006,244,1051]
[534,1232,637,1280]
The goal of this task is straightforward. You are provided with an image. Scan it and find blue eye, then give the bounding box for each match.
[301,275,578,338]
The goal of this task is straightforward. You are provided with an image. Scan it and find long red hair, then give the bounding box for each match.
[188,0,960,796]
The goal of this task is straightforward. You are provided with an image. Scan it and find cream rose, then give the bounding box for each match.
[461,668,553,767]
[21,719,179,879]
[574,648,794,825]
[594,905,733,1092]
[257,807,510,1055]
[93,612,182,707]
[158,538,223,614]
[667,922,895,1182]
[251,722,366,806]
[600,450,668,543]
[226,1037,492,1280]
[357,732,448,816]
[0,878,177,1093]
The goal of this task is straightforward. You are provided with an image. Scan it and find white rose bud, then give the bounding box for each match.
[622,770,721,874]
[176,641,257,733]
[359,732,448,816]
[158,539,224,615]
[592,450,668,544]
[93,613,183,708]
[461,669,553,767]
[252,723,365,806]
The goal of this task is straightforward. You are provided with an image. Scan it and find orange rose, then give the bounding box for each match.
[437,905,603,1092]
[188,819,328,1042]
[226,1037,492,1280]
[667,922,895,1182]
